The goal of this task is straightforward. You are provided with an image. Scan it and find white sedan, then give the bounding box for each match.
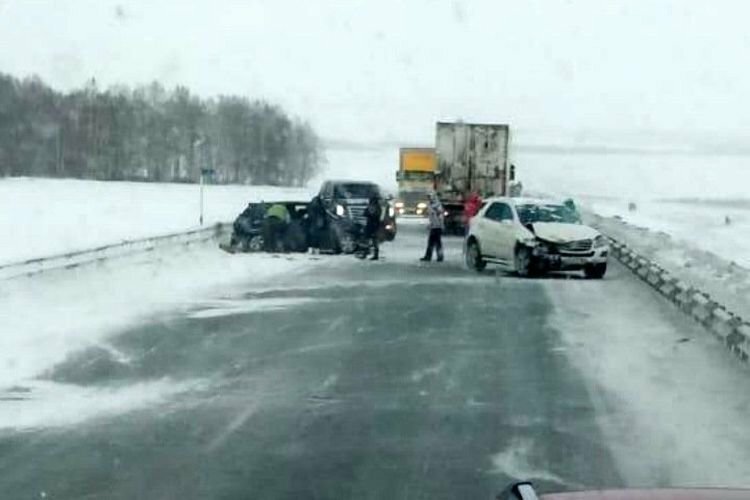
[465,197,609,278]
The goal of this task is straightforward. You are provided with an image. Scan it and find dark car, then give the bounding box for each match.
[318,180,397,253]
[225,201,310,253]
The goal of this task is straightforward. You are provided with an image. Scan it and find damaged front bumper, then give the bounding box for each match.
[531,242,609,270]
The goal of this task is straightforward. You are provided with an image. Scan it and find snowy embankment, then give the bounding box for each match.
[0,177,313,265]
[582,199,750,322]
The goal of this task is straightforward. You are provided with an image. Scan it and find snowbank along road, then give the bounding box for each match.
[2,223,750,498]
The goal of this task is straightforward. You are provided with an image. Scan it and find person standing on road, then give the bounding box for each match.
[363,195,381,260]
[420,193,444,262]
[307,195,327,254]
[463,191,482,232]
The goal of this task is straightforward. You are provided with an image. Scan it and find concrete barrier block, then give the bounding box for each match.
[737,323,750,342]
[691,303,712,323]
[658,279,678,299]
[732,329,750,361]
[710,309,736,340]
[646,267,663,286]
[637,266,650,279]
[674,283,694,309]
[691,293,710,306]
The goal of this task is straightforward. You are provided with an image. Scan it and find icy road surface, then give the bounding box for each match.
[2,225,750,498]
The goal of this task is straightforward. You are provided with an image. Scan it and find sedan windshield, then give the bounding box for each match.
[516,203,581,224]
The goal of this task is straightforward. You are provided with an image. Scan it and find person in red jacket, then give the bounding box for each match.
[463,191,482,230]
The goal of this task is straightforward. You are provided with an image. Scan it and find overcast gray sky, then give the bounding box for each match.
[1,0,748,145]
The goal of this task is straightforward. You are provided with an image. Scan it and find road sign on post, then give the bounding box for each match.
[199,168,215,226]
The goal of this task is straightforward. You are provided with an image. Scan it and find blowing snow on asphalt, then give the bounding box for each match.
[2,224,750,498]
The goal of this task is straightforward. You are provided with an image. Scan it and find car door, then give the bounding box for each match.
[494,203,518,260]
[477,202,508,261]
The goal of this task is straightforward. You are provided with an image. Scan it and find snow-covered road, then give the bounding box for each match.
[2,226,750,497]
[546,268,750,486]
[0,239,328,391]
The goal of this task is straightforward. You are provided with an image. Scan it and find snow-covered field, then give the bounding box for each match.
[0,177,313,265]
[586,198,750,269]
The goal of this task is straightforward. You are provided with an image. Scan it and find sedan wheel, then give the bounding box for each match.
[466,240,486,272]
[515,246,533,277]
[246,235,264,252]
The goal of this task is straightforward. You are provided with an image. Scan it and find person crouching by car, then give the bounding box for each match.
[263,203,290,252]
[420,193,444,262]
[363,195,381,260]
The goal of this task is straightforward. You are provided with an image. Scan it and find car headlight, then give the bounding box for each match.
[394,201,404,208]
[388,207,395,217]
[417,202,427,209]
[593,235,608,248]
[335,204,345,217]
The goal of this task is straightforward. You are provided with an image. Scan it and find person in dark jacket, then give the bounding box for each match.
[420,193,445,262]
[307,195,328,253]
[363,195,381,260]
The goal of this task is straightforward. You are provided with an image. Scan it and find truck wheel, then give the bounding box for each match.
[514,246,534,277]
[466,240,486,272]
[584,263,607,279]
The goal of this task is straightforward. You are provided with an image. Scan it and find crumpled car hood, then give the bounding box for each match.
[531,222,600,243]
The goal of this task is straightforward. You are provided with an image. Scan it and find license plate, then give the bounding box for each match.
[563,257,589,266]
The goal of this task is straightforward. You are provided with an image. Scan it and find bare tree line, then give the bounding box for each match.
[0,73,324,186]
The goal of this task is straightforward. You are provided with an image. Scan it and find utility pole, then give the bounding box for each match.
[194,137,206,225]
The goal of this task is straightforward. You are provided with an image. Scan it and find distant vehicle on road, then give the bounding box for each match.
[465,197,609,278]
[395,147,436,217]
[318,180,397,253]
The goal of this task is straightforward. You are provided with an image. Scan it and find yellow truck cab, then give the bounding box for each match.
[395,147,436,216]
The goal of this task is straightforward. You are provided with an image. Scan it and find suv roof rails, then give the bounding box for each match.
[497,482,539,500]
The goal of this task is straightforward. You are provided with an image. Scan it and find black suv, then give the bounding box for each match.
[318,180,397,253]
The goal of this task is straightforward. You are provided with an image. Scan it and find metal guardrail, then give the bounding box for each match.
[605,235,750,363]
[0,223,229,281]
